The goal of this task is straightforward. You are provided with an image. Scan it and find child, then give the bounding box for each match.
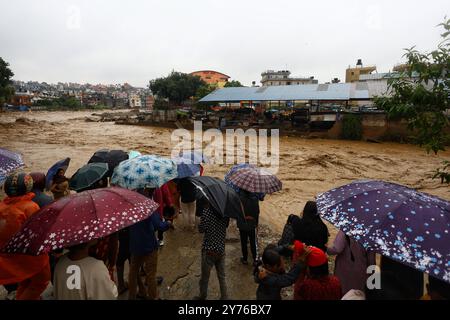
[254,241,309,300]
[50,169,70,200]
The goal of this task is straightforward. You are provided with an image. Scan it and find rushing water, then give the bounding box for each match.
[1,110,449,234]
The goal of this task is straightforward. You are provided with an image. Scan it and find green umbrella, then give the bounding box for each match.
[69,163,109,192]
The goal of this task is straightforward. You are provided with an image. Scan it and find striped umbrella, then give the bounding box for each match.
[227,165,282,194]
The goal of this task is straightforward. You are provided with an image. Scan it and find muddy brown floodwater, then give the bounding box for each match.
[1,110,449,300]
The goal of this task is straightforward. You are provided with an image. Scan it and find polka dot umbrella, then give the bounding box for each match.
[316,180,450,284]
[0,148,24,185]
[2,186,159,255]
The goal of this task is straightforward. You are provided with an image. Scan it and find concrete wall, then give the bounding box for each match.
[327,113,413,141]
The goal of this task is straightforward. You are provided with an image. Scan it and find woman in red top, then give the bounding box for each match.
[293,244,342,300]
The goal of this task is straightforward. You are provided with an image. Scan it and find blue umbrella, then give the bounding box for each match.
[173,158,201,178]
[111,155,177,190]
[0,148,24,185]
[316,180,450,283]
[178,150,209,164]
[224,164,265,200]
[46,157,71,190]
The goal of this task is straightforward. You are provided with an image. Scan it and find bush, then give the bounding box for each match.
[341,114,362,140]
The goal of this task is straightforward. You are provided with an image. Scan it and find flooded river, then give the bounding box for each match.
[1,110,449,235]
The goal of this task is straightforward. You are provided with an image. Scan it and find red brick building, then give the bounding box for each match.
[190,70,230,87]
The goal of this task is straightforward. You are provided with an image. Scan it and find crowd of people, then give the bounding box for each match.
[1,160,450,301]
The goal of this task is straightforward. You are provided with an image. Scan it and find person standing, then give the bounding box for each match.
[293,247,342,300]
[291,201,329,252]
[327,230,376,295]
[177,178,197,229]
[237,190,260,265]
[380,255,424,299]
[53,241,118,300]
[128,188,171,300]
[50,168,70,200]
[195,203,229,300]
[29,172,53,208]
[0,173,51,300]
[153,183,175,246]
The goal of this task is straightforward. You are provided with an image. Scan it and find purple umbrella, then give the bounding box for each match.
[316,180,450,283]
[0,148,24,185]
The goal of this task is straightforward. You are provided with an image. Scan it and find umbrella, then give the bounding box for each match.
[2,187,159,255]
[187,176,244,222]
[111,155,178,190]
[316,180,450,283]
[46,157,71,190]
[69,163,109,192]
[88,149,129,177]
[173,157,201,178]
[0,148,24,185]
[225,164,265,200]
[178,150,209,164]
[128,150,142,159]
[226,165,282,194]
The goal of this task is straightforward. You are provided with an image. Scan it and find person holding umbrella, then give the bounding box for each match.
[0,173,51,300]
[3,186,160,300]
[50,168,70,200]
[316,180,450,298]
[237,189,260,266]
[69,162,118,280]
[46,158,71,200]
[128,187,172,300]
[225,164,282,266]
[110,154,177,299]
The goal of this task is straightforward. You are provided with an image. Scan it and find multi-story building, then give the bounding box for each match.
[128,92,141,108]
[345,59,377,83]
[190,70,230,87]
[260,70,318,86]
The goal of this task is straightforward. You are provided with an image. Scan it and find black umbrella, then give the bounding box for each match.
[69,163,109,192]
[88,149,129,177]
[187,176,245,222]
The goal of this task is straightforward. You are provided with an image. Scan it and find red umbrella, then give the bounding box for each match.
[2,187,159,255]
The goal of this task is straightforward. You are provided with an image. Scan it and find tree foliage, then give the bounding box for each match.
[224,80,243,87]
[0,57,15,105]
[34,96,81,108]
[149,71,206,105]
[374,18,450,184]
[374,18,450,154]
[341,114,363,140]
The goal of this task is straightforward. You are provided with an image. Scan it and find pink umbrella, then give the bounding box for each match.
[2,187,159,255]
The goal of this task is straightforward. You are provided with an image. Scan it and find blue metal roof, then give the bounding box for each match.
[199,83,370,102]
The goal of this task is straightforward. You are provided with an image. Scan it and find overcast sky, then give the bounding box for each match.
[1,0,449,87]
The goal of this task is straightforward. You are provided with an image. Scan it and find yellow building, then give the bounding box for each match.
[345,59,377,83]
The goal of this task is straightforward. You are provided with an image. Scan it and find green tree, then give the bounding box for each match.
[374,18,450,184]
[0,57,15,105]
[195,83,217,100]
[224,80,244,87]
[149,71,206,106]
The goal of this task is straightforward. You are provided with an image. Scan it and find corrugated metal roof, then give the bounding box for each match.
[199,83,369,102]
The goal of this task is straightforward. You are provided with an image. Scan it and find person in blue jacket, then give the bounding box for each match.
[128,188,172,300]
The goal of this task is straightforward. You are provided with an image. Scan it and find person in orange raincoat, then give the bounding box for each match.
[0,173,50,300]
